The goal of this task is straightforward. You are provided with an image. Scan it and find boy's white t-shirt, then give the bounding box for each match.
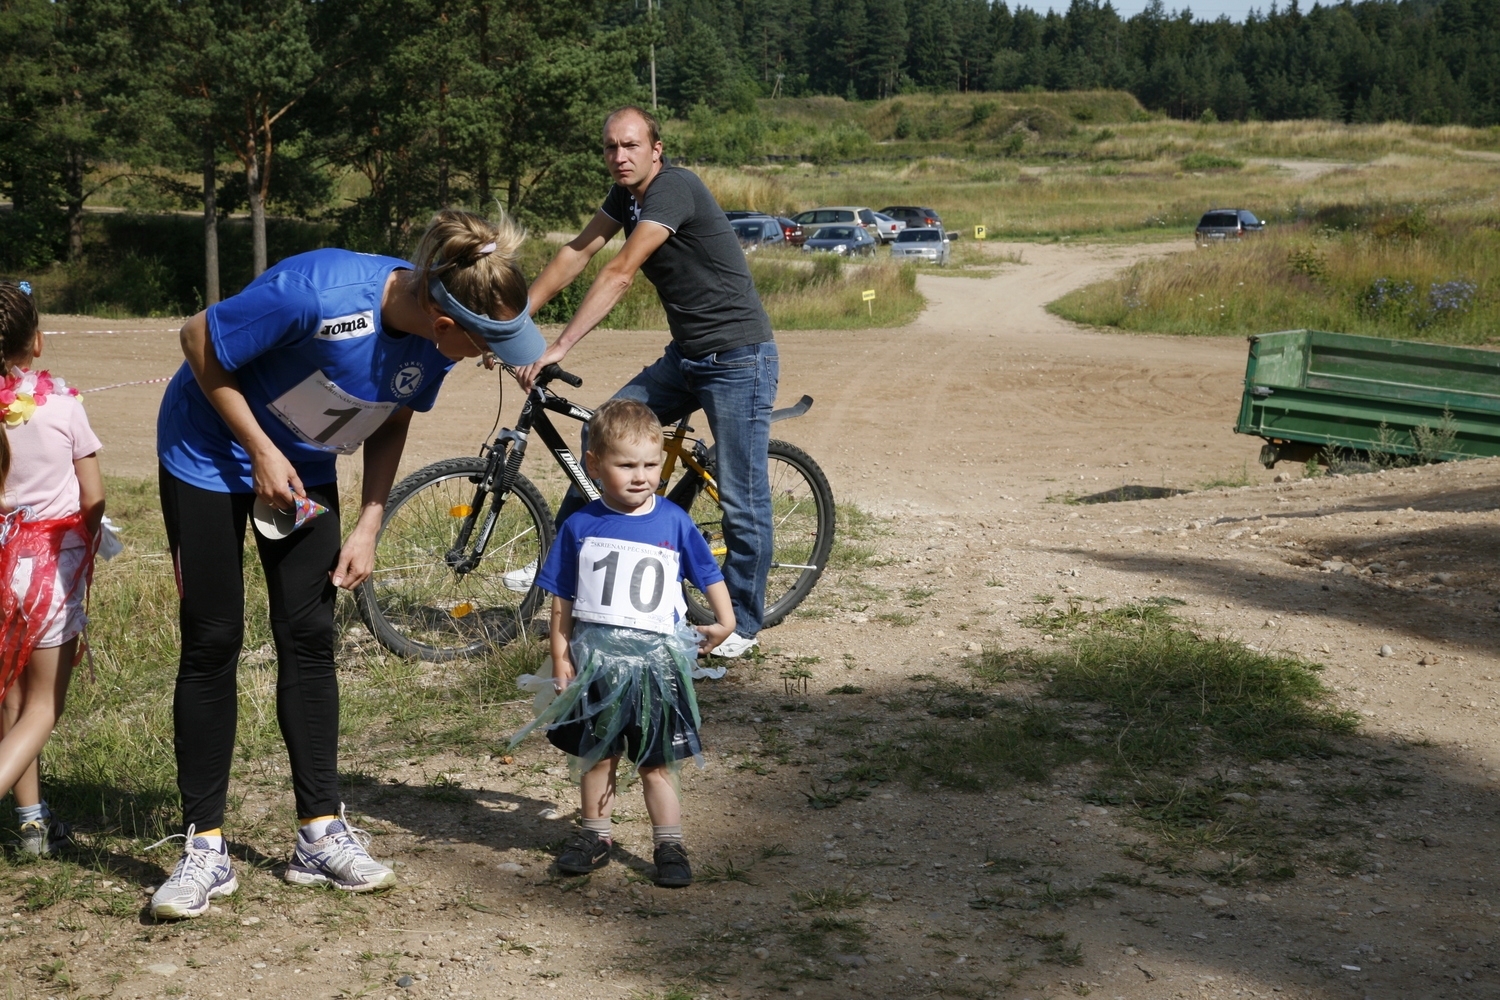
[4,391,102,546]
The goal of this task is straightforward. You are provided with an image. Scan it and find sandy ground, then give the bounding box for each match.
[19,241,1500,999]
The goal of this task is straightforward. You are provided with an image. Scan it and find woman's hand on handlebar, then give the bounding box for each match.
[515,342,570,393]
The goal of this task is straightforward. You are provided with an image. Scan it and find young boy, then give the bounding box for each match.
[511,399,734,888]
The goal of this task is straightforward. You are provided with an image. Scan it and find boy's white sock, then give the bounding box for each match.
[652,824,683,846]
[581,817,612,843]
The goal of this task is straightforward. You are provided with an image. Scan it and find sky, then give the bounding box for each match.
[1053,0,1270,21]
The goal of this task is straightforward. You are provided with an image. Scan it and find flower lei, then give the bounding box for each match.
[0,367,78,428]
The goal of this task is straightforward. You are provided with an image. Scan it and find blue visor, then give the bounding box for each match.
[428,278,545,365]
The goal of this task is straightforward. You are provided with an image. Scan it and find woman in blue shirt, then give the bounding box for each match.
[149,210,546,920]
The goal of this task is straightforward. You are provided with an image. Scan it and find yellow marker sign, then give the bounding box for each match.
[974,225,987,240]
[861,289,876,301]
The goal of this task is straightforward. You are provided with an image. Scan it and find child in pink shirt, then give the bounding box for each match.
[0,280,105,855]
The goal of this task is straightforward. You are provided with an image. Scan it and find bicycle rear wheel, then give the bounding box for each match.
[355,457,553,660]
[671,439,835,630]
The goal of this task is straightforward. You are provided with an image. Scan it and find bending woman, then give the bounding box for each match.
[150,211,544,920]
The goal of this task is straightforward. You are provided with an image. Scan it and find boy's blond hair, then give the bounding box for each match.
[587,399,663,457]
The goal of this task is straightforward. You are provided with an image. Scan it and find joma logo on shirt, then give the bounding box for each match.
[315,311,376,341]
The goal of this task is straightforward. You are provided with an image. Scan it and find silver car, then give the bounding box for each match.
[889,226,950,265]
[792,206,881,239]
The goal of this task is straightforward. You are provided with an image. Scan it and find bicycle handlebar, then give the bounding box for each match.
[541,364,583,388]
[496,360,583,389]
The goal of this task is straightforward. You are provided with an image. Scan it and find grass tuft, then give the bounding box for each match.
[898,604,1356,798]
[791,884,868,911]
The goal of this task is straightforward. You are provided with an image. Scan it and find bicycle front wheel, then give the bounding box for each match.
[355,457,554,661]
[674,439,836,630]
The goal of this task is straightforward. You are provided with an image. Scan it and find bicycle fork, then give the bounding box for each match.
[443,427,527,575]
[444,387,599,577]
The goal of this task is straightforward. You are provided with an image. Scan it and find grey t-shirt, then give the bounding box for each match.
[600,166,773,359]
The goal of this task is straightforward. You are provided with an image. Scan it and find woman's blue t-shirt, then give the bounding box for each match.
[535,497,725,621]
[156,248,455,492]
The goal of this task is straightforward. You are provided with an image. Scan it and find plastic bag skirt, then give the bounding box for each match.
[509,620,705,781]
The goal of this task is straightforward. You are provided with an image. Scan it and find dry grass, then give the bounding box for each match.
[1049,207,1500,344]
[756,144,1499,241]
[694,167,796,216]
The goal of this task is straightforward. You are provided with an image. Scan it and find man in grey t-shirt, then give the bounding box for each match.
[516,105,778,659]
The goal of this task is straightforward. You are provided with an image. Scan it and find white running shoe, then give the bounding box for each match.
[284,805,396,892]
[709,633,759,659]
[148,826,238,920]
[501,560,538,593]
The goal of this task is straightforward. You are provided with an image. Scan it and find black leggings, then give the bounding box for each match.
[159,468,342,832]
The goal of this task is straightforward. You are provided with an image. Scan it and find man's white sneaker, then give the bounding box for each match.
[148,827,238,921]
[285,805,396,892]
[709,633,759,659]
[501,560,538,593]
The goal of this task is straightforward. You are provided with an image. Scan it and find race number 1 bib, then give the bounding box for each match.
[266,370,398,455]
[572,536,683,634]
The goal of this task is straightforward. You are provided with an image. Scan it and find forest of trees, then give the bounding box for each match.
[1,0,1495,291]
[658,0,1498,125]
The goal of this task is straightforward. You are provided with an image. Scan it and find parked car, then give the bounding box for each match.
[724,210,766,221]
[802,224,877,256]
[889,226,951,265]
[776,216,806,246]
[792,206,880,238]
[730,217,786,251]
[880,205,943,229]
[1195,208,1265,245]
[868,211,905,244]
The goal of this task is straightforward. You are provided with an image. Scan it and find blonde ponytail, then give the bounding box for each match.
[412,209,528,320]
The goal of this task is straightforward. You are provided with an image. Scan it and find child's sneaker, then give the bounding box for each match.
[652,842,693,888]
[556,829,611,874]
[149,828,237,920]
[15,816,71,856]
[285,807,396,892]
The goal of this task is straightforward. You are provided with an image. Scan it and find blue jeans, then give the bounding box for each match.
[557,341,779,637]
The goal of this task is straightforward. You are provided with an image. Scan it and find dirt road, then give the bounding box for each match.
[49,239,1250,502]
[24,242,1500,1000]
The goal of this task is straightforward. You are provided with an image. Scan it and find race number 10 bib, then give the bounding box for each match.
[572,536,682,634]
[266,370,398,455]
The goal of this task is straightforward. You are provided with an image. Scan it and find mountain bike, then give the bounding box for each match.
[354,363,835,661]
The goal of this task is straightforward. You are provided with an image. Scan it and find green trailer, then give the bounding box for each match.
[1235,329,1500,468]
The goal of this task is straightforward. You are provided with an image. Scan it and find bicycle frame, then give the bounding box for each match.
[443,374,715,576]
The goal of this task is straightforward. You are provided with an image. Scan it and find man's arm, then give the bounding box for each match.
[515,220,672,391]
[528,210,622,313]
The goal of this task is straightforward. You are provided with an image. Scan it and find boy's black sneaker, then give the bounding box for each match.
[556,830,611,873]
[16,816,71,856]
[652,842,693,888]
